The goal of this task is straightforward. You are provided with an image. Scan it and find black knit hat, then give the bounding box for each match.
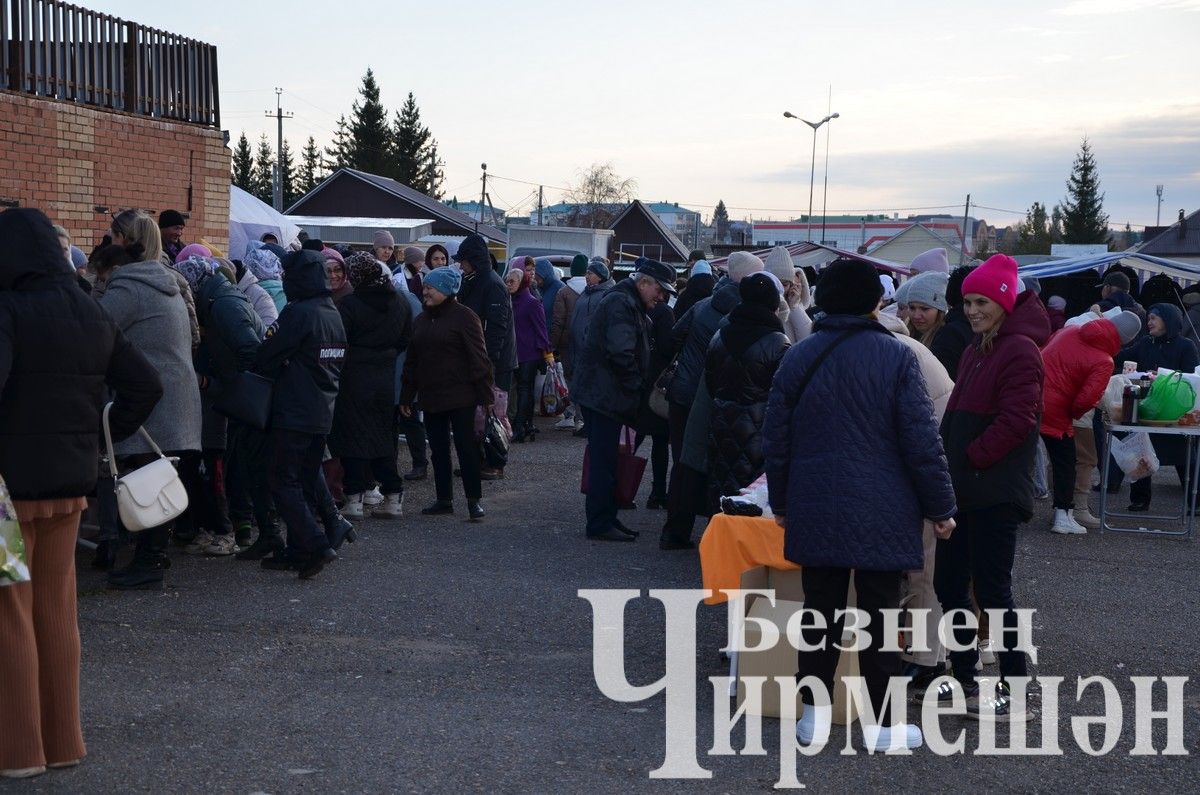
[739,272,782,312]
[816,257,884,316]
[158,209,186,228]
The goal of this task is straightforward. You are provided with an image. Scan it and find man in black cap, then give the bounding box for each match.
[158,209,187,264]
[572,260,676,541]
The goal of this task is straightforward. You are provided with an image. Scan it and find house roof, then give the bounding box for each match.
[645,202,699,216]
[287,168,507,243]
[1137,209,1200,257]
[608,199,691,262]
[868,223,974,261]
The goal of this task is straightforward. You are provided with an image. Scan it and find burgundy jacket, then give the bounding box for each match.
[940,291,1050,518]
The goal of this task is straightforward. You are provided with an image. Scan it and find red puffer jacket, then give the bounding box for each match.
[1039,320,1119,439]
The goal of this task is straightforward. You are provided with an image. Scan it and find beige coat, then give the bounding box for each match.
[876,312,953,421]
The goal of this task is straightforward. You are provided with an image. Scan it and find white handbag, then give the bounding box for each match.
[102,402,189,532]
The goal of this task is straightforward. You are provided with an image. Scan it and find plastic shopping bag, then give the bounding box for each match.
[1102,375,1132,419]
[0,474,31,586]
[1139,373,1195,422]
[539,362,569,417]
[1109,432,1160,481]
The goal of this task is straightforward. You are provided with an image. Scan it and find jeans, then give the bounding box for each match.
[269,429,330,555]
[1040,433,1077,510]
[582,406,622,537]
[1032,437,1049,497]
[426,406,481,501]
[797,567,903,723]
[225,420,276,532]
[934,504,1029,684]
[343,456,403,496]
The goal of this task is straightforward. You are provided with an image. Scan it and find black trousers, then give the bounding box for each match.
[635,431,669,498]
[397,409,428,468]
[343,455,403,496]
[269,429,330,555]
[426,406,481,501]
[514,360,540,434]
[174,450,230,539]
[797,567,903,723]
[1040,433,1076,510]
[934,504,1029,684]
[582,406,622,537]
[667,402,690,464]
[661,462,707,544]
[225,420,276,532]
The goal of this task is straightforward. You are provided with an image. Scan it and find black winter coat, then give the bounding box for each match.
[194,273,264,388]
[635,301,675,437]
[0,208,162,499]
[705,303,790,510]
[255,249,347,436]
[668,278,740,406]
[329,283,412,459]
[930,308,973,380]
[673,273,715,319]
[459,266,517,376]
[572,279,652,425]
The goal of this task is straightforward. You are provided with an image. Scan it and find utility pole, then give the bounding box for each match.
[265,88,293,211]
[1156,184,1164,227]
[821,85,832,245]
[959,194,971,266]
[537,185,544,226]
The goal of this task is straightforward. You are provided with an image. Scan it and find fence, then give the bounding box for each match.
[1,0,219,127]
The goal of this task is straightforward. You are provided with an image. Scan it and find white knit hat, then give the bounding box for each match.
[910,247,950,274]
[726,251,765,283]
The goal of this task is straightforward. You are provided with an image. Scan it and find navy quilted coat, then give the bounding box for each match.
[764,314,957,570]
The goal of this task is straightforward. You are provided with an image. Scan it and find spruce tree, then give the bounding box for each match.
[252,134,275,205]
[1016,201,1052,255]
[348,68,393,175]
[420,139,445,199]
[232,132,254,191]
[279,139,298,209]
[325,115,352,171]
[392,92,432,187]
[300,136,322,194]
[713,200,730,243]
[1061,138,1110,244]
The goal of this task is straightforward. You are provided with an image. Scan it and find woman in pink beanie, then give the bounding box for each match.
[928,253,1051,719]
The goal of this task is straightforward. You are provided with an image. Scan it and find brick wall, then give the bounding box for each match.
[0,90,230,252]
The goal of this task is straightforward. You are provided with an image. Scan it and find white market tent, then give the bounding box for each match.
[229,185,302,259]
[1017,251,1200,285]
[708,242,915,276]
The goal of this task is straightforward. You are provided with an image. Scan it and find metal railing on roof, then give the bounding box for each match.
[1,0,220,127]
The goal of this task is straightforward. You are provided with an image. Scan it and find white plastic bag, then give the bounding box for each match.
[0,474,31,586]
[1102,375,1133,419]
[1109,432,1160,481]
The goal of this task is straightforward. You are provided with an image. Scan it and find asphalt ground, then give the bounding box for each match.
[14,419,1200,793]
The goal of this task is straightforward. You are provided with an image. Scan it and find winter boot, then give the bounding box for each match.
[363,486,384,506]
[342,492,366,519]
[1050,507,1086,535]
[374,493,403,519]
[1073,492,1101,528]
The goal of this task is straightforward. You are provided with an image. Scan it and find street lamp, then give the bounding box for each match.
[783,110,839,242]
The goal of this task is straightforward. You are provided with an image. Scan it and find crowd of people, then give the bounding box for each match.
[1,199,1192,771]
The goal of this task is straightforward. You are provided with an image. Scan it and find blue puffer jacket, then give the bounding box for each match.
[764,314,957,571]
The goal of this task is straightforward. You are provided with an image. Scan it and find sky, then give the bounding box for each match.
[96,0,1200,230]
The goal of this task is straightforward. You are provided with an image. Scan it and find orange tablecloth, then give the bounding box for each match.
[698,513,799,605]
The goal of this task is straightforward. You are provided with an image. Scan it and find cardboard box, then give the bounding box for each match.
[735,598,864,725]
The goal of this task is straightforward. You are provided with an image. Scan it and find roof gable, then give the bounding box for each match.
[1139,209,1200,256]
[287,168,507,243]
[607,199,690,262]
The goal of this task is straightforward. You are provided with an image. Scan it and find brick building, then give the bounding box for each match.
[0,2,228,250]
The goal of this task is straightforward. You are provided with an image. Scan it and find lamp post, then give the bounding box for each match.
[783,110,839,242]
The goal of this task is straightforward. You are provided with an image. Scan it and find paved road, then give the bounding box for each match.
[23,420,1200,792]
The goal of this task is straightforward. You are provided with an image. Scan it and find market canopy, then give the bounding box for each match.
[1017,251,1200,284]
[229,185,303,259]
[707,242,914,275]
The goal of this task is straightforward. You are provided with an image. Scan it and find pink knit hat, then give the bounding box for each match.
[174,243,212,264]
[910,247,949,274]
[962,254,1020,313]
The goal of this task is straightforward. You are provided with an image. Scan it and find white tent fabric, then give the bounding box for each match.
[707,242,914,275]
[229,185,302,259]
[1017,251,1200,284]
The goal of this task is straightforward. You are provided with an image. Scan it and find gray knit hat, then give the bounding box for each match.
[899,271,949,312]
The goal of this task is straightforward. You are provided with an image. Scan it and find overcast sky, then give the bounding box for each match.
[98,0,1200,229]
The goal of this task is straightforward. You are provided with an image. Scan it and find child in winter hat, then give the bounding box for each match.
[961,254,1020,313]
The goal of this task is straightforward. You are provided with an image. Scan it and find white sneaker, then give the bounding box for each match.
[342,493,366,519]
[1,766,45,779]
[861,723,923,752]
[1050,508,1086,535]
[794,704,831,749]
[205,534,236,556]
[184,530,215,555]
[554,416,576,430]
[1073,505,1101,529]
[374,493,403,519]
[979,639,996,665]
[363,486,384,506]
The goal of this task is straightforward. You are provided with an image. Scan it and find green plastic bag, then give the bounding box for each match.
[0,474,31,586]
[1139,372,1196,422]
